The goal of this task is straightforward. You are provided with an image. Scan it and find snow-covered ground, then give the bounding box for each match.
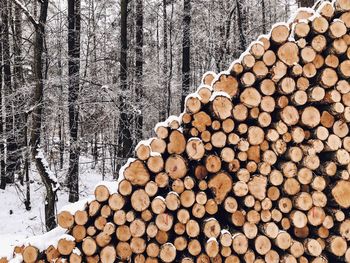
[0,154,114,259]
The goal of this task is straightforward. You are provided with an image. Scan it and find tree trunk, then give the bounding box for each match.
[168,2,174,116]
[29,0,58,230]
[181,0,191,111]
[13,4,25,184]
[117,0,133,171]
[236,0,247,51]
[2,0,15,186]
[135,0,143,143]
[298,0,314,7]
[24,113,30,210]
[161,0,168,120]
[67,0,81,203]
[0,4,5,189]
[262,0,266,34]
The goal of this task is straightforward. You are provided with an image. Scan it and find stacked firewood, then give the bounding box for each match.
[5,0,350,262]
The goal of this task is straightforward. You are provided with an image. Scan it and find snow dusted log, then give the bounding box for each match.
[12,0,350,262]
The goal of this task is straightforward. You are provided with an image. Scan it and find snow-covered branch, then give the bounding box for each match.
[35,147,60,191]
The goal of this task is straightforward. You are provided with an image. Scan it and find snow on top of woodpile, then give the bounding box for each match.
[1,228,72,261]
[154,114,183,131]
[58,196,94,214]
[209,91,231,101]
[196,84,213,92]
[118,157,136,183]
[135,138,155,150]
[201,71,217,85]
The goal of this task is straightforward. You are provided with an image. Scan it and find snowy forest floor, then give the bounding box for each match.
[0,154,113,256]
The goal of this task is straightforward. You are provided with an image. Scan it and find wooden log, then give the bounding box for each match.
[212,96,233,120]
[208,172,233,204]
[278,42,299,66]
[57,238,75,256]
[72,225,86,242]
[271,24,289,43]
[167,130,186,154]
[116,242,132,260]
[213,75,239,98]
[100,246,116,263]
[131,189,150,212]
[205,238,219,258]
[57,211,74,229]
[74,210,88,225]
[124,160,150,186]
[255,235,271,255]
[240,88,261,108]
[165,154,188,179]
[332,180,350,208]
[232,233,248,255]
[23,246,39,263]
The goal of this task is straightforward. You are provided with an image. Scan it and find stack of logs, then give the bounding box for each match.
[6,0,350,262]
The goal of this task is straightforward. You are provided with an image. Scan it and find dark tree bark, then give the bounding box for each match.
[181,0,191,112]
[2,0,15,186]
[168,2,174,116]
[33,0,58,231]
[117,0,133,171]
[262,0,266,34]
[67,0,81,203]
[160,0,168,120]
[13,4,25,184]
[298,0,314,7]
[236,0,247,51]
[135,0,143,142]
[0,3,5,189]
[12,0,58,230]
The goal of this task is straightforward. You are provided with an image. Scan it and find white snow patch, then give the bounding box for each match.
[59,196,94,214]
[196,84,213,93]
[0,227,73,260]
[72,247,81,255]
[220,229,231,236]
[167,191,180,197]
[154,114,183,132]
[209,91,231,101]
[135,138,154,150]
[150,152,161,157]
[207,237,218,244]
[154,196,166,202]
[188,137,202,143]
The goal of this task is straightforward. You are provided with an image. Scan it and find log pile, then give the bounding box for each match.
[5,0,350,262]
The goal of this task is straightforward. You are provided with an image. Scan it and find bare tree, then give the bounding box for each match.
[135,0,143,142]
[117,0,133,170]
[0,0,5,189]
[236,0,247,50]
[160,0,168,120]
[12,4,26,184]
[67,0,81,202]
[181,0,191,111]
[298,0,314,7]
[1,0,15,187]
[12,0,58,230]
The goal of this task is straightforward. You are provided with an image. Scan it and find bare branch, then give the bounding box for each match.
[11,0,39,27]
